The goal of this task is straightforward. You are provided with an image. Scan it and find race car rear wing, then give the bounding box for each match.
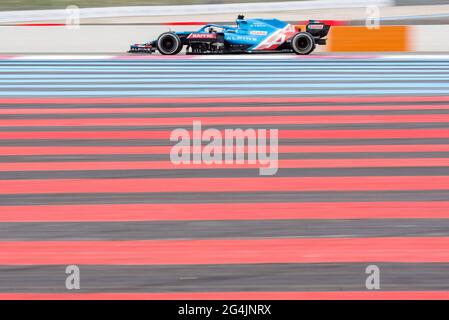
[306,20,331,39]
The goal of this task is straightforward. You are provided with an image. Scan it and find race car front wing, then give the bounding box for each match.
[128,43,156,54]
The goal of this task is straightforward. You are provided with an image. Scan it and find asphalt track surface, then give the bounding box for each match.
[1,55,449,299]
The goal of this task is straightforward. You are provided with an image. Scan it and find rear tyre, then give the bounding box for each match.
[157,32,182,55]
[291,32,316,55]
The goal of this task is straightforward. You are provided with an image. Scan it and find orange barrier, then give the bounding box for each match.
[327,26,409,52]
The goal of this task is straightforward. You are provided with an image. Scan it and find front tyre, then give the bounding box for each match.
[291,32,316,55]
[157,32,182,55]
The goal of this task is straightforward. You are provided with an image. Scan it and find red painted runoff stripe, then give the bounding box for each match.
[0,146,172,156]
[1,176,449,194]
[1,129,448,140]
[0,291,448,300]
[1,158,449,172]
[0,202,448,222]
[0,115,447,127]
[2,144,449,156]
[0,237,448,265]
[2,104,449,114]
[1,96,448,105]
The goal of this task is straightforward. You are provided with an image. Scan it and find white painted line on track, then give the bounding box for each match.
[4,54,449,61]
[194,54,299,60]
[4,54,383,60]
[382,55,449,60]
[12,55,115,60]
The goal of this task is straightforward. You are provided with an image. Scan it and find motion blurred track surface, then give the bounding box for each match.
[1,56,449,299]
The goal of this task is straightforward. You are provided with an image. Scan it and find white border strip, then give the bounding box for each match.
[1,54,386,60]
[0,0,393,23]
[7,54,449,60]
[11,55,115,60]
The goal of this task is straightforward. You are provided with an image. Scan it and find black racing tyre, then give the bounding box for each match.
[157,32,182,55]
[291,32,316,55]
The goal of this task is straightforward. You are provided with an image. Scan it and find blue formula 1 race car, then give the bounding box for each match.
[129,15,330,55]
